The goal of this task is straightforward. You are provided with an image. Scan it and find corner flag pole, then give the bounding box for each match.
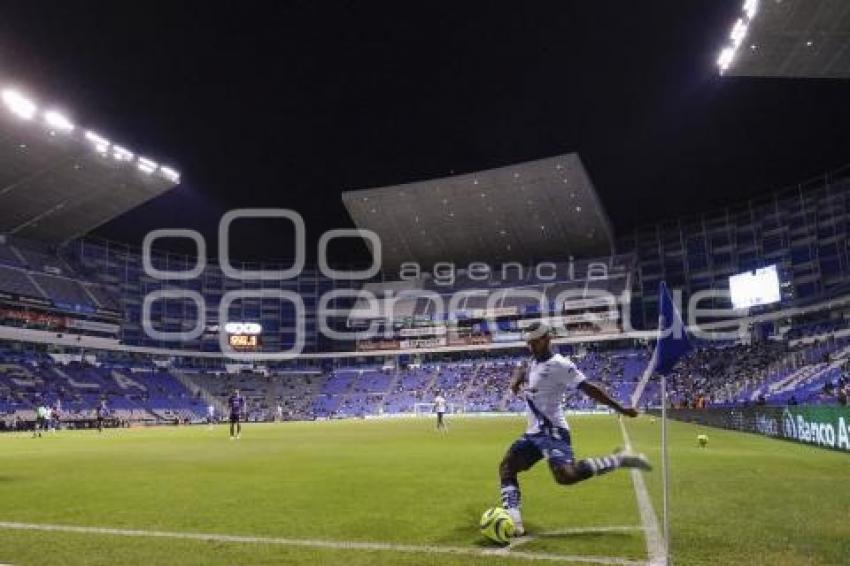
[661,372,669,562]
[648,281,692,565]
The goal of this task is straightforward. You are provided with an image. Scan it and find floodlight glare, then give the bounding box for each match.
[730,19,748,48]
[717,0,760,75]
[160,166,181,183]
[85,130,110,153]
[112,145,134,162]
[44,110,75,132]
[2,85,180,183]
[718,47,735,72]
[2,89,37,120]
[137,157,158,174]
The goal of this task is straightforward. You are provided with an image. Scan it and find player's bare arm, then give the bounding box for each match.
[577,381,639,417]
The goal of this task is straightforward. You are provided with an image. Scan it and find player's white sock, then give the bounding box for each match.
[505,507,525,536]
[500,483,525,536]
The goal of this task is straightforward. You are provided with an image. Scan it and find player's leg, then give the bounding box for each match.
[437,412,444,430]
[229,416,235,438]
[236,418,241,438]
[498,437,542,536]
[547,433,651,486]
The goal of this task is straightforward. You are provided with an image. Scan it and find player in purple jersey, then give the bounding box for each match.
[228,389,245,439]
[96,399,108,433]
[51,399,62,433]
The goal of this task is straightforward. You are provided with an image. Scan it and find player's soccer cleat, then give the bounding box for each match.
[614,448,652,472]
[505,507,525,536]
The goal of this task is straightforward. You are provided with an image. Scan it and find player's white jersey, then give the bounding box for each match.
[434,395,447,413]
[521,353,586,434]
[207,405,215,417]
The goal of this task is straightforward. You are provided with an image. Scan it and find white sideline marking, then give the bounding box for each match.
[618,419,666,566]
[0,521,647,565]
[508,526,644,549]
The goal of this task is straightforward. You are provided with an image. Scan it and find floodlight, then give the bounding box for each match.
[44,110,74,132]
[2,89,37,120]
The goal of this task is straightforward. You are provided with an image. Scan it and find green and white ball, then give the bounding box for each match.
[479,507,515,544]
[698,433,708,447]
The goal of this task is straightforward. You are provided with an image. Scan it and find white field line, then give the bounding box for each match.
[508,526,645,549]
[618,418,666,566]
[0,520,647,565]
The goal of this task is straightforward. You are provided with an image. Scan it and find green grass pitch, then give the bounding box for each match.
[0,415,847,565]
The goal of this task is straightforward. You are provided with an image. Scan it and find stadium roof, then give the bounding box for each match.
[718,0,850,78]
[342,153,615,270]
[0,88,179,243]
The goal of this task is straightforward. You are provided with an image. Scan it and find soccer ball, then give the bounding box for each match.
[698,433,708,447]
[479,507,515,544]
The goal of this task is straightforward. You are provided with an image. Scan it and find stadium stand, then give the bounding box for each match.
[2,158,850,430]
[2,317,850,429]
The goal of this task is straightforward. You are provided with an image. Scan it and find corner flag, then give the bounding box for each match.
[630,281,693,407]
[653,281,692,375]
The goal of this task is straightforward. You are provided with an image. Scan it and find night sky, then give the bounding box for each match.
[1,1,849,263]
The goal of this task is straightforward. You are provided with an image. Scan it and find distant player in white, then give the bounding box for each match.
[276,404,284,422]
[433,392,447,432]
[499,322,651,536]
[33,405,48,438]
[207,404,215,429]
[45,406,56,434]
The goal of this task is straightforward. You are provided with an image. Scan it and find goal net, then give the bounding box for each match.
[413,402,463,416]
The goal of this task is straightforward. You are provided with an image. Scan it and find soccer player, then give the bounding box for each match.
[499,322,651,536]
[33,404,48,438]
[276,403,284,422]
[44,405,53,434]
[51,399,62,433]
[433,391,447,432]
[207,404,216,430]
[96,399,108,433]
[228,389,245,439]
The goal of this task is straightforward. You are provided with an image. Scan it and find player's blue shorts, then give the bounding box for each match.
[508,427,574,466]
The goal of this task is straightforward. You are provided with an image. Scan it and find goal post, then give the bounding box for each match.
[413,402,463,416]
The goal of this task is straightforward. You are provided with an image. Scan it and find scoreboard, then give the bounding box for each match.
[225,322,262,351]
[729,266,781,310]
